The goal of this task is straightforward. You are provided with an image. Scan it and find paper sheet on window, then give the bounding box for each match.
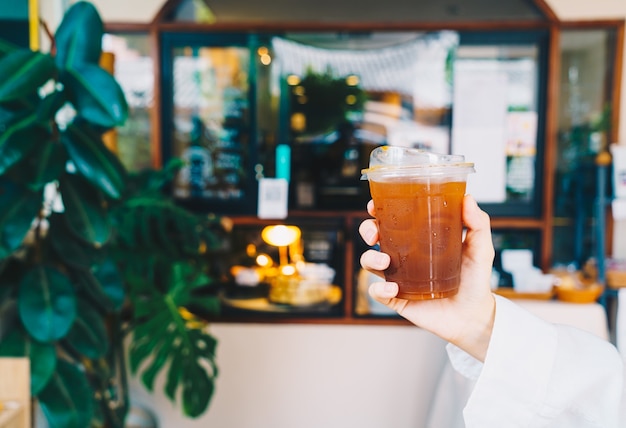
[451,70,508,203]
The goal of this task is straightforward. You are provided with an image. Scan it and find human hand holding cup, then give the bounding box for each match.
[360,146,475,300]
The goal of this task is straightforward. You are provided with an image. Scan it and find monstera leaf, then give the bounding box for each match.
[114,197,204,256]
[128,263,219,418]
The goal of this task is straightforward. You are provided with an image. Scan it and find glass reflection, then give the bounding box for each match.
[271,31,459,210]
[553,29,616,266]
[103,33,154,172]
[170,46,251,202]
[453,44,540,205]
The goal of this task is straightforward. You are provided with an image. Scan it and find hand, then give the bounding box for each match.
[358,194,496,362]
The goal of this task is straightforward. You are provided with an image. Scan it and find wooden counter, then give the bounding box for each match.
[0,358,30,428]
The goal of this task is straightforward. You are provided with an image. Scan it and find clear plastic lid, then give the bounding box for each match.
[361,146,475,180]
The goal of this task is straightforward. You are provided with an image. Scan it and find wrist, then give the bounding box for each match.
[450,293,496,362]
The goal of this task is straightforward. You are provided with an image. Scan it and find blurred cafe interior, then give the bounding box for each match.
[4,0,626,426]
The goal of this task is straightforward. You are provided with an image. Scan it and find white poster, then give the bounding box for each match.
[451,68,508,203]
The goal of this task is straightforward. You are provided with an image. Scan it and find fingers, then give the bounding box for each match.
[366,199,376,217]
[462,195,495,263]
[359,249,390,277]
[358,218,379,246]
[368,281,399,305]
[463,194,489,231]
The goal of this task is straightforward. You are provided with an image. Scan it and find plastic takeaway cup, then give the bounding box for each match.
[361,146,475,300]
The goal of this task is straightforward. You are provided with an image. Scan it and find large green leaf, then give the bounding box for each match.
[182,360,215,417]
[59,173,111,246]
[128,263,218,418]
[54,1,103,70]
[72,268,115,313]
[0,50,56,103]
[18,265,77,343]
[36,90,68,125]
[64,64,128,128]
[92,259,125,310]
[0,104,24,129]
[62,121,127,199]
[114,197,200,255]
[48,213,103,270]
[0,113,47,175]
[16,140,67,191]
[38,359,94,428]
[0,39,18,58]
[0,178,42,258]
[0,328,57,395]
[65,298,109,359]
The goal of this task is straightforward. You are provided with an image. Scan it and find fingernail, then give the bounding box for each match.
[376,252,388,267]
[384,283,395,294]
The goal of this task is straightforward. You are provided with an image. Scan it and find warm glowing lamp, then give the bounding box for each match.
[346,74,360,86]
[261,225,301,266]
[286,74,301,86]
[256,253,273,268]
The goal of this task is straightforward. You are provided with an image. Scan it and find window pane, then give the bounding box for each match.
[170,45,252,202]
[453,42,541,208]
[553,28,615,266]
[272,31,459,210]
[103,33,154,172]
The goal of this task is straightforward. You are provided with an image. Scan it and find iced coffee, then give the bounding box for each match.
[361,146,475,300]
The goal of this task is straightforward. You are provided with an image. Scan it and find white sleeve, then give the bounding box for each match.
[446,295,625,428]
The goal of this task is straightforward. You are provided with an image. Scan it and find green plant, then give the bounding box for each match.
[110,161,225,419]
[0,2,223,427]
[289,67,367,136]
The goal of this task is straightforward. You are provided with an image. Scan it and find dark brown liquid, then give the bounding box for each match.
[369,179,466,300]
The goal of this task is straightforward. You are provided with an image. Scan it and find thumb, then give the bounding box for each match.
[462,195,495,263]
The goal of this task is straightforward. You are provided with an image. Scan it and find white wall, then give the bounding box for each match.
[124,302,609,428]
[127,324,450,428]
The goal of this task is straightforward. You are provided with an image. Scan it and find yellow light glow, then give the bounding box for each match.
[286,75,301,86]
[346,94,357,105]
[281,265,297,276]
[346,75,360,86]
[256,253,273,267]
[261,225,301,247]
[257,46,269,56]
[246,243,257,257]
[291,113,306,132]
[260,54,272,65]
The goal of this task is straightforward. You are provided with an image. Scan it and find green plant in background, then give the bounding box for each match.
[289,67,367,136]
[0,2,224,427]
[110,161,225,419]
